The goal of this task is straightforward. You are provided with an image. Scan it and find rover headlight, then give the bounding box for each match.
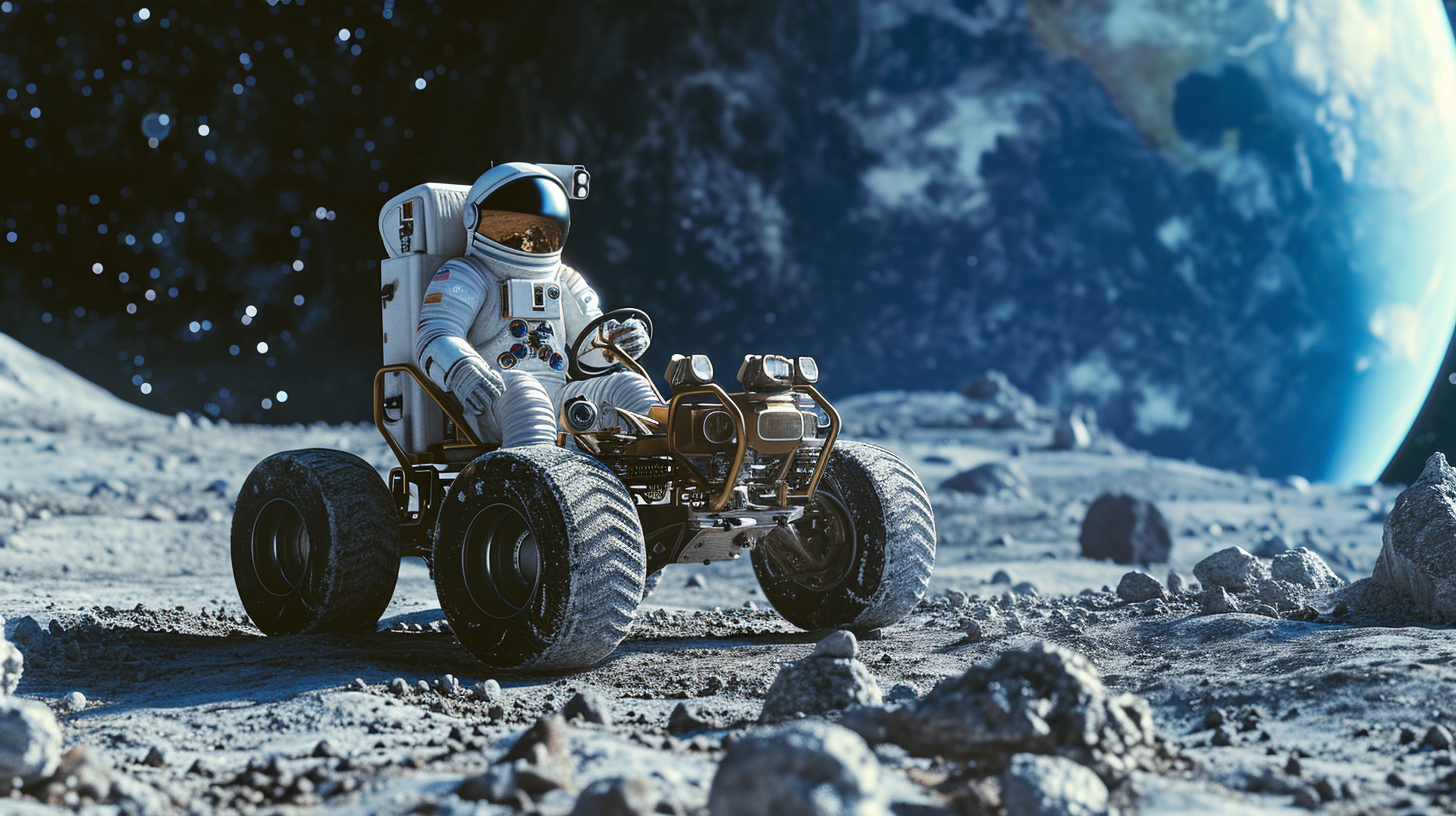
[665,353,715,388]
[703,410,736,444]
[794,356,819,385]
[737,354,794,392]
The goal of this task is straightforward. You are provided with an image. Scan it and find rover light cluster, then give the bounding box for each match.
[737,354,820,392]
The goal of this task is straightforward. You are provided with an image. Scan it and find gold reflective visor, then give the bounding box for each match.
[474,210,565,254]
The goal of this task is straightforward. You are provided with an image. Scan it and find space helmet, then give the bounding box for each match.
[463,162,571,261]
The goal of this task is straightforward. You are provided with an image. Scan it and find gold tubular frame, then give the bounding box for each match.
[794,385,841,501]
[666,384,748,512]
[373,363,488,473]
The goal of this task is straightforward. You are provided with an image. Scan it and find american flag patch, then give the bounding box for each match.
[432,270,450,282]
[424,292,443,304]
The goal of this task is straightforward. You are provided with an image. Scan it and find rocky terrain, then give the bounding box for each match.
[3,334,1456,815]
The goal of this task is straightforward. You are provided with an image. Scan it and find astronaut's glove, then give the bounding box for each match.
[602,317,650,360]
[444,357,506,413]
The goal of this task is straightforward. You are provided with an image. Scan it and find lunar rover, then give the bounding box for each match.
[230,170,936,671]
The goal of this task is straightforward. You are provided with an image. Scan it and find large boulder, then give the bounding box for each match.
[873,642,1155,783]
[1271,547,1343,590]
[942,461,1029,497]
[1079,494,1172,565]
[759,631,882,723]
[1193,547,1268,593]
[1002,753,1110,816]
[0,697,63,783]
[708,721,885,816]
[1372,453,1456,619]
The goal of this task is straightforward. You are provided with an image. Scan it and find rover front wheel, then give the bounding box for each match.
[752,441,936,631]
[433,445,646,671]
[231,449,400,635]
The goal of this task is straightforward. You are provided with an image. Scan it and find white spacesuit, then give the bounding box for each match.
[413,163,659,447]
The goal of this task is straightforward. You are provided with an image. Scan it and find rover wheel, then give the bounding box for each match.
[231,449,400,635]
[752,441,935,631]
[433,445,645,671]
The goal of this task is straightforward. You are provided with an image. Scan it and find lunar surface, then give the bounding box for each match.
[3,332,1454,815]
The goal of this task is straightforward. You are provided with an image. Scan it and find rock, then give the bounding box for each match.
[1255,579,1305,612]
[667,703,712,735]
[388,677,409,697]
[1012,581,1040,596]
[1052,410,1092,451]
[1193,547,1268,593]
[1166,571,1185,595]
[1211,727,1234,747]
[501,714,571,766]
[561,689,614,726]
[0,698,63,782]
[1271,548,1343,590]
[686,574,708,589]
[1373,453,1456,619]
[62,691,86,713]
[760,633,882,723]
[960,619,983,643]
[141,745,167,767]
[875,642,1155,783]
[0,638,21,695]
[1002,753,1110,816]
[1116,572,1167,603]
[11,616,43,646]
[53,745,114,801]
[1200,587,1240,614]
[708,721,885,816]
[813,630,858,660]
[474,678,505,704]
[1283,475,1310,493]
[312,739,339,759]
[988,534,1014,547]
[990,569,1012,584]
[571,776,660,816]
[458,764,518,804]
[1079,494,1172,565]
[1423,725,1454,750]
[941,461,1029,496]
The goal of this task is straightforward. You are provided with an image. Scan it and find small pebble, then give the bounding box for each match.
[63,691,86,713]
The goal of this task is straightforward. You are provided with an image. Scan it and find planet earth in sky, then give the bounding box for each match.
[1015,0,1456,485]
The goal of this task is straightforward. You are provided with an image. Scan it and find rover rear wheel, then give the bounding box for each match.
[231,449,400,635]
[432,445,646,671]
[752,441,936,631]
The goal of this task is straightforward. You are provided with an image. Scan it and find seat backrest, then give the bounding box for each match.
[378,182,471,259]
[377,183,471,457]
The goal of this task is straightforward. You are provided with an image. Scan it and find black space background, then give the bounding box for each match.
[2,0,1455,486]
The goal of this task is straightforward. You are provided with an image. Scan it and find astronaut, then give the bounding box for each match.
[414,162,660,447]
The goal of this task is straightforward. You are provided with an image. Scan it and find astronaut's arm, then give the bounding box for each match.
[559,265,649,363]
[413,263,504,412]
[559,265,603,343]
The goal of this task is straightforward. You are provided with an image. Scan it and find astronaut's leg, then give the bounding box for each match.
[474,370,559,447]
[559,371,662,431]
